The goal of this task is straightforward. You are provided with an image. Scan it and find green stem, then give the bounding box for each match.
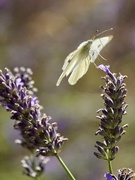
[55,153,76,180]
[107,158,113,174]
[106,149,113,174]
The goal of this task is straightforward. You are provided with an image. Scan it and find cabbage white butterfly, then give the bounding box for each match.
[56,34,113,86]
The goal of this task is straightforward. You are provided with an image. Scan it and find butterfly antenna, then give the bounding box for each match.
[92,28,113,40]
[96,28,113,37]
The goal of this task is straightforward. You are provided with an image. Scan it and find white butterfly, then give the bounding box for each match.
[56,35,113,86]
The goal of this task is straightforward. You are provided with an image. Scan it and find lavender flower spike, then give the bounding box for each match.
[0,67,67,154]
[94,65,128,161]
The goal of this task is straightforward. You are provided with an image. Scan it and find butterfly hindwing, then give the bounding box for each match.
[56,50,81,86]
[68,56,91,85]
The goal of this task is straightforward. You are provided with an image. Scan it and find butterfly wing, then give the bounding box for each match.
[62,40,91,73]
[68,36,113,85]
[62,50,77,73]
[56,50,80,86]
[68,56,91,85]
[89,35,113,63]
[56,40,92,86]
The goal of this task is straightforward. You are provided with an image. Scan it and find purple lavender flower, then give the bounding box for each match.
[104,173,117,180]
[94,65,128,160]
[0,67,67,178]
[13,67,38,95]
[21,155,50,178]
[97,64,117,82]
[118,168,135,180]
[0,67,67,152]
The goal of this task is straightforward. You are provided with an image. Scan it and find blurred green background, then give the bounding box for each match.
[0,0,135,179]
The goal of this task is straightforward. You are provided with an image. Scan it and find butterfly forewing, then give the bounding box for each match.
[89,35,113,63]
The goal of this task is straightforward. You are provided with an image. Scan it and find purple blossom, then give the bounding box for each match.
[0,67,68,178]
[104,173,115,180]
[21,155,50,178]
[94,65,128,161]
[15,78,24,88]
[97,64,117,82]
[0,67,67,153]
[97,64,110,73]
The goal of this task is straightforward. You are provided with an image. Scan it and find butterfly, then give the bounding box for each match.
[56,35,113,86]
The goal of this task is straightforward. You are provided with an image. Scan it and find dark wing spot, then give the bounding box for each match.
[68,59,71,63]
[98,44,102,48]
[92,52,95,56]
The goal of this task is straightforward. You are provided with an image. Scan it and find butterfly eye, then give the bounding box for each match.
[68,60,71,63]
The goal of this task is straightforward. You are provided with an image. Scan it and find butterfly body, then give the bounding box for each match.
[56,35,113,86]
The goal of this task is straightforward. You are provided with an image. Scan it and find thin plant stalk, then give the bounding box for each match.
[55,153,76,180]
[106,149,113,174]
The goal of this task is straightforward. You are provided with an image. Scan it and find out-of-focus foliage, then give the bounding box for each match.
[0,0,135,180]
